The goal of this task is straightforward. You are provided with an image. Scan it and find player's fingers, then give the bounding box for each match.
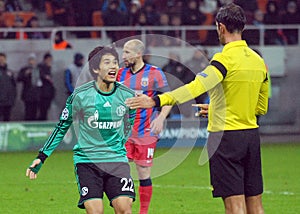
[26,168,30,177]
[192,103,209,109]
[29,171,37,180]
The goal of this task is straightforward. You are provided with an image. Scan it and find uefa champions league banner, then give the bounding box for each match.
[0,122,75,152]
[0,120,208,152]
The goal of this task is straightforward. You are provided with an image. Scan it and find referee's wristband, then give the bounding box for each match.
[37,152,48,164]
[152,96,161,107]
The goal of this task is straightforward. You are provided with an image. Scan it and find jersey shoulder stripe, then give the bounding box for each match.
[69,81,95,103]
[116,82,135,96]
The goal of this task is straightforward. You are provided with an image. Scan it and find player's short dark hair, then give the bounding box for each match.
[215,3,246,33]
[0,52,6,58]
[88,46,119,79]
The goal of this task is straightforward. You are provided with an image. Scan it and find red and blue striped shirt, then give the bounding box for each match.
[117,64,169,137]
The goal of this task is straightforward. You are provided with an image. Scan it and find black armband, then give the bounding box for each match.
[153,96,161,107]
[37,152,48,163]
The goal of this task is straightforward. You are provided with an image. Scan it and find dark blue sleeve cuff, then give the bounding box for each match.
[37,152,48,163]
[153,96,161,107]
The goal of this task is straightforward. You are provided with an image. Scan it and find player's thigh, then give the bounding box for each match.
[75,163,105,208]
[125,139,135,160]
[208,130,249,197]
[244,129,263,196]
[131,136,158,167]
[104,162,136,204]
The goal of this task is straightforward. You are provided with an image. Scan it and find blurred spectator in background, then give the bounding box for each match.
[17,53,42,121]
[51,0,68,26]
[165,0,183,14]
[199,0,218,15]
[65,53,84,95]
[101,0,128,14]
[102,0,128,41]
[71,0,96,37]
[163,52,189,118]
[5,0,22,11]
[53,31,72,50]
[264,0,286,45]
[181,0,206,44]
[243,9,264,45]
[5,16,28,39]
[184,49,209,107]
[38,52,55,120]
[281,0,300,45]
[181,0,206,25]
[154,13,174,46]
[128,0,141,26]
[142,1,160,26]
[25,16,46,39]
[0,52,16,121]
[235,0,257,13]
[31,0,45,11]
[0,0,7,38]
[168,14,182,46]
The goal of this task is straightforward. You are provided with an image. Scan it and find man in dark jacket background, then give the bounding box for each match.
[0,52,17,121]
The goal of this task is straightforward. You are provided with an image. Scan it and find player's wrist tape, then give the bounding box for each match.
[153,96,160,107]
[29,159,43,174]
[37,152,48,163]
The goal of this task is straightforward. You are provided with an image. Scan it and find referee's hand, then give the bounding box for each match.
[192,104,209,118]
[26,159,42,180]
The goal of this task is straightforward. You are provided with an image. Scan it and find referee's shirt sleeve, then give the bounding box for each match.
[157,62,224,106]
[256,70,269,115]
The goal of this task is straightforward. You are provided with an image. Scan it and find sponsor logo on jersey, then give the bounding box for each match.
[88,110,122,129]
[103,101,111,107]
[61,108,69,120]
[141,77,149,87]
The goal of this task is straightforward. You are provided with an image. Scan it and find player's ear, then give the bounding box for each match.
[219,23,226,34]
[92,68,100,75]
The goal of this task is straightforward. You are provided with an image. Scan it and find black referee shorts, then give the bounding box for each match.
[75,162,135,209]
[207,128,263,198]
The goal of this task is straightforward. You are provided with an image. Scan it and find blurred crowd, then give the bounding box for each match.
[0,0,300,45]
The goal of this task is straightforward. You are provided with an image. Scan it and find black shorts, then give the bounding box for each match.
[207,128,263,198]
[75,162,135,209]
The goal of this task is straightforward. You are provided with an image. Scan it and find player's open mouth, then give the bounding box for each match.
[108,71,116,77]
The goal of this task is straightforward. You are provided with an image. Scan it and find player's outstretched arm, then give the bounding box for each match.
[125,94,155,109]
[26,158,43,180]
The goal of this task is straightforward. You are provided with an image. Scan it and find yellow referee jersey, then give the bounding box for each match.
[158,40,269,132]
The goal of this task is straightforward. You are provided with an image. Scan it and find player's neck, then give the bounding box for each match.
[97,81,114,92]
[131,60,144,74]
[224,33,242,44]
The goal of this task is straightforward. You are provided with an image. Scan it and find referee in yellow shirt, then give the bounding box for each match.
[125,3,269,214]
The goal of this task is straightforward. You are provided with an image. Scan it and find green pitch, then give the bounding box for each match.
[0,143,299,213]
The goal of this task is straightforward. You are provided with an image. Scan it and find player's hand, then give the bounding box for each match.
[26,159,43,180]
[150,114,166,135]
[192,104,209,118]
[125,94,155,109]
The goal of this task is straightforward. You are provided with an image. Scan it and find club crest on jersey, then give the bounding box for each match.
[61,108,69,120]
[141,77,149,87]
[116,105,126,117]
